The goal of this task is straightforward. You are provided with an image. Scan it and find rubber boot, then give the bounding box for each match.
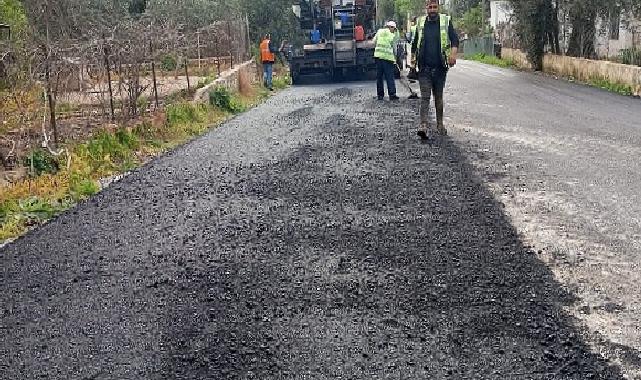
[435,96,446,135]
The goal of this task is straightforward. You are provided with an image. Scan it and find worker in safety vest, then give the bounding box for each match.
[373,21,400,101]
[260,34,278,91]
[409,17,417,43]
[411,0,459,138]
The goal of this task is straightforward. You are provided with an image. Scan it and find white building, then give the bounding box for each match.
[595,12,641,58]
[489,0,513,31]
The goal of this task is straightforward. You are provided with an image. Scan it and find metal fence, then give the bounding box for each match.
[462,36,495,58]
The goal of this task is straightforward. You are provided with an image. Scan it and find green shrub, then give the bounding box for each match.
[23,149,60,176]
[161,54,178,71]
[208,87,246,114]
[209,86,232,109]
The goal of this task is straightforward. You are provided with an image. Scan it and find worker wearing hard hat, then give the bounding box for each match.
[373,20,401,101]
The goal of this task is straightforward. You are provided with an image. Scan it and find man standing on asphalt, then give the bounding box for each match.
[373,21,400,101]
[409,16,418,43]
[260,33,277,91]
[411,0,459,138]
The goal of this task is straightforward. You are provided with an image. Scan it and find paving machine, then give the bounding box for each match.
[288,0,377,83]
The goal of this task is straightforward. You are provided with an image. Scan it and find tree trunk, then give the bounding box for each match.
[185,58,191,91]
[45,61,59,147]
[104,43,115,121]
[567,3,596,58]
[150,41,159,109]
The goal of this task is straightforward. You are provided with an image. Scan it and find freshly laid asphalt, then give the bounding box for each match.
[1,63,638,379]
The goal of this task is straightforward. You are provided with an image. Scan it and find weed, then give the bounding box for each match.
[272,74,292,90]
[618,48,641,67]
[70,177,99,199]
[587,77,633,96]
[137,95,149,115]
[467,53,515,68]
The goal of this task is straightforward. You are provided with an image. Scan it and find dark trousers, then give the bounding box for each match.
[418,67,447,130]
[376,58,396,98]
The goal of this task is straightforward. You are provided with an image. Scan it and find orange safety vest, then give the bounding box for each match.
[260,39,275,63]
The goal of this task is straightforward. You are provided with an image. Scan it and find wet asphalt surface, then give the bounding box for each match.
[1,63,639,379]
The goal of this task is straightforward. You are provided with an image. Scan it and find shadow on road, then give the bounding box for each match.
[161,95,628,379]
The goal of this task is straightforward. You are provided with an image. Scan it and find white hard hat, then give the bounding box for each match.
[386,21,397,28]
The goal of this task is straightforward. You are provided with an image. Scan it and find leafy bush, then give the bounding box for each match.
[160,54,178,71]
[208,86,232,109]
[23,149,60,176]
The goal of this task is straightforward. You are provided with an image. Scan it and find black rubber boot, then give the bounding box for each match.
[435,96,446,135]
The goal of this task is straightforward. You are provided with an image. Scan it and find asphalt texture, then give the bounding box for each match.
[1,62,640,379]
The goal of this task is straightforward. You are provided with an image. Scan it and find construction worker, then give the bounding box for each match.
[260,33,277,91]
[409,17,418,43]
[373,21,400,101]
[411,0,459,138]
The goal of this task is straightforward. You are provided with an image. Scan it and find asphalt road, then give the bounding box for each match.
[1,61,640,379]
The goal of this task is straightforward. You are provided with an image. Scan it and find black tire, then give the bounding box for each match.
[291,70,301,85]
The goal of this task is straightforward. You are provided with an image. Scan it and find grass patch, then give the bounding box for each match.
[466,53,515,68]
[586,77,634,96]
[272,74,292,90]
[0,84,274,242]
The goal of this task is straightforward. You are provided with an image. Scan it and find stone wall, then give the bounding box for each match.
[502,48,641,96]
[193,59,258,103]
